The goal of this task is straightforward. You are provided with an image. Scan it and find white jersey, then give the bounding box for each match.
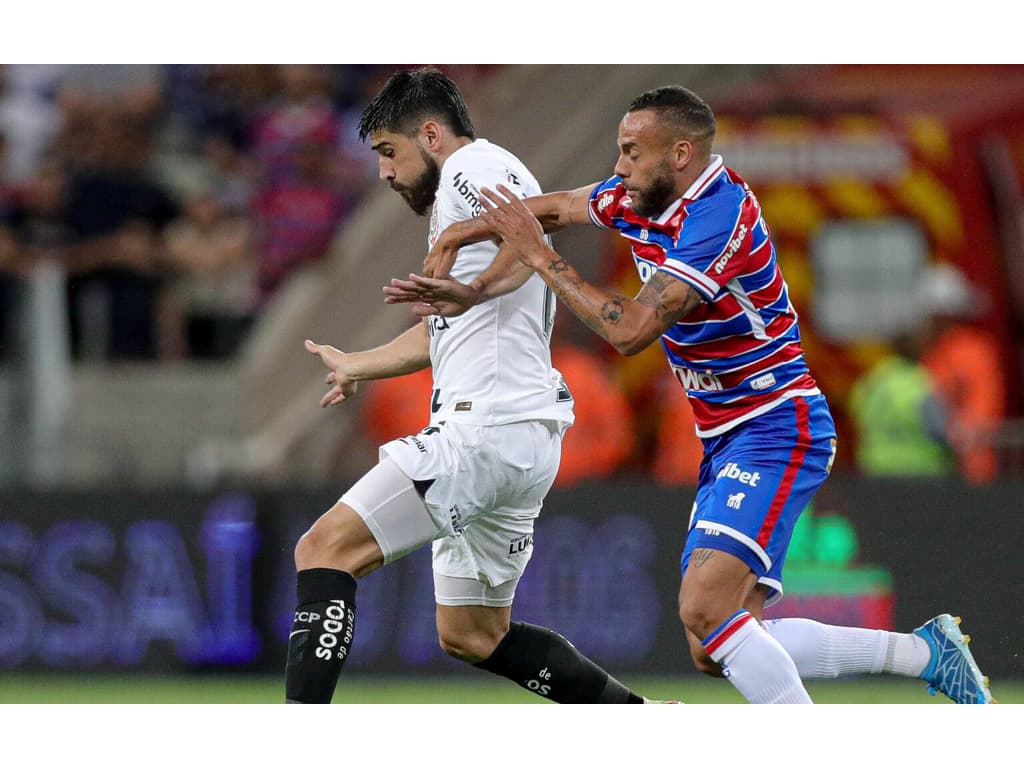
[424,139,574,428]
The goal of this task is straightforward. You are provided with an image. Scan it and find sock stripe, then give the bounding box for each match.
[702,610,755,656]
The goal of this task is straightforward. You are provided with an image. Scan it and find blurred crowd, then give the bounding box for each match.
[0,64,493,362]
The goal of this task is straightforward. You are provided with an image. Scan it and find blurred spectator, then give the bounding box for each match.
[53,69,180,360]
[550,341,636,487]
[251,65,344,189]
[0,156,74,359]
[0,65,64,184]
[161,182,256,360]
[361,365,434,447]
[917,262,1007,484]
[251,126,348,305]
[848,331,954,477]
[650,375,704,486]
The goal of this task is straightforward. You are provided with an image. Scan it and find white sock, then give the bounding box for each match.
[703,611,812,703]
[763,617,931,678]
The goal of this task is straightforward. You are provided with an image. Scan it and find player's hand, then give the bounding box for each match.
[384,273,480,317]
[424,231,459,279]
[479,184,547,267]
[304,339,358,407]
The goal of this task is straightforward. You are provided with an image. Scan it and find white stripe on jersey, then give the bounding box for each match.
[725,277,768,340]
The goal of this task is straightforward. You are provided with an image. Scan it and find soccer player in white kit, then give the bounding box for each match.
[284,68,652,704]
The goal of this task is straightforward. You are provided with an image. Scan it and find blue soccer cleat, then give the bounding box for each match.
[914,614,993,704]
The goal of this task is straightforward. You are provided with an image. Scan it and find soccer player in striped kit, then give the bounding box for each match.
[389,85,993,704]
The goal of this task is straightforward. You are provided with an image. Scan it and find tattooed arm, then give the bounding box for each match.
[479,185,703,356]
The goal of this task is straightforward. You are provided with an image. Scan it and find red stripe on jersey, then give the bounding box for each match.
[632,242,668,265]
[756,397,811,548]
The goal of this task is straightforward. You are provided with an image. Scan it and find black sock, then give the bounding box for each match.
[284,568,358,703]
[474,621,643,703]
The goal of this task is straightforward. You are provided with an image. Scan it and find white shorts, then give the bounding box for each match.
[339,419,563,607]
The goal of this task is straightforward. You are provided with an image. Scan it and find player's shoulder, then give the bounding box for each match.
[442,139,540,195]
[680,174,748,230]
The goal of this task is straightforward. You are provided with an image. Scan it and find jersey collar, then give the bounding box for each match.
[651,154,726,226]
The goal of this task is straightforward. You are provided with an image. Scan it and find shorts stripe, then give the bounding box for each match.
[756,397,810,548]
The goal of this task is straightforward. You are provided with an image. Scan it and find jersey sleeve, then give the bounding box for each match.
[659,190,762,301]
[587,176,629,229]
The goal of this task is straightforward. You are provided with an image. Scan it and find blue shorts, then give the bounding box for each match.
[681,394,837,607]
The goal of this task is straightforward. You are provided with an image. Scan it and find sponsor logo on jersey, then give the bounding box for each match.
[750,372,776,390]
[454,401,473,412]
[428,315,450,337]
[596,192,615,213]
[452,171,483,216]
[675,367,724,392]
[713,223,749,275]
[717,462,761,487]
[506,169,521,186]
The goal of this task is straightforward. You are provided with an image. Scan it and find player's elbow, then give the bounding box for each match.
[611,329,657,357]
[617,339,648,356]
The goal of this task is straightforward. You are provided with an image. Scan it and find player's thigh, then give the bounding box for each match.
[334,454,446,571]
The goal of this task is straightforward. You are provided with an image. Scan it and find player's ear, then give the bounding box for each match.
[673,138,693,170]
[420,120,444,153]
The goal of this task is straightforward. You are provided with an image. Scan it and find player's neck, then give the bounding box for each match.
[436,135,475,166]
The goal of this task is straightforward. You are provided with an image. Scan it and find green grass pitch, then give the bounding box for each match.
[1,674,1020,703]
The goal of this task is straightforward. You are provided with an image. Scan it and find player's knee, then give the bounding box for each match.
[294,518,350,571]
[437,626,503,664]
[293,525,326,570]
[678,591,720,639]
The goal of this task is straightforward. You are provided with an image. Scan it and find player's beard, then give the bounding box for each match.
[630,160,677,219]
[391,145,441,216]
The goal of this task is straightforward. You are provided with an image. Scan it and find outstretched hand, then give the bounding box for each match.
[304,339,358,407]
[383,273,480,317]
[479,184,547,267]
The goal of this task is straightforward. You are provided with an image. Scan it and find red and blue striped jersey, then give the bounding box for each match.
[588,155,820,437]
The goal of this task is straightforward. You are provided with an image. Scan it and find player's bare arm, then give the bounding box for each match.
[304,322,431,408]
[480,185,702,356]
[423,182,599,277]
[385,241,534,317]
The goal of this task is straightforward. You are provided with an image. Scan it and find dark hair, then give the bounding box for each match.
[357,67,476,142]
[627,86,716,143]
